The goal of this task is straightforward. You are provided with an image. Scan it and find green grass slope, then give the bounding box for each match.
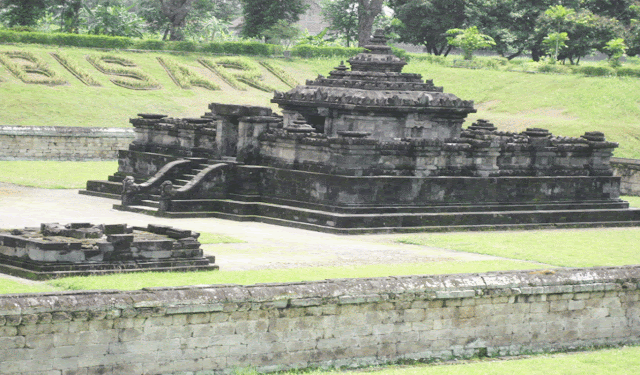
[1,44,639,158]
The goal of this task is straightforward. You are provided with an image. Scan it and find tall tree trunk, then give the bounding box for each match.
[159,0,195,41]
[357,0,383,47]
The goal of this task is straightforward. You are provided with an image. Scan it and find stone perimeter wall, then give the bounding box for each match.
[612,157,640,196]
[0,266,639,375]
[0,126,134,161]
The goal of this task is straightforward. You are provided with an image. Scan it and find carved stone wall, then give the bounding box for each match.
[258,126,618,178]
[0,267,639,375]
[612,157,640,196]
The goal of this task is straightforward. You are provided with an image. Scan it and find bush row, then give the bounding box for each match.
[414,52,640,78]
[0,30,279,56]
[291,45,364,58]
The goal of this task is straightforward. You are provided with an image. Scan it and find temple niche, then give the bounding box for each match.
[82,30,640,233]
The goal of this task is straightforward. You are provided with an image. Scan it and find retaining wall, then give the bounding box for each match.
[612,157,640,196]
[0,266,639,375]
[0,126,134,161]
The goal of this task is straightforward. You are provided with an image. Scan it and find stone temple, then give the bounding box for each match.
[82,31,640,233]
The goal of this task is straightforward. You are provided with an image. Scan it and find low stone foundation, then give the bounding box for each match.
[0,266,639,374]
[0,126,134,161]
[0,223,217,279]
[612,157,640,196]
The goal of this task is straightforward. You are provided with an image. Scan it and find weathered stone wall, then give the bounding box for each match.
[0,126,134,161]
[1,266,639,375]
[251,167,622,207]
[612,157,640,196]
[258,129,617,178]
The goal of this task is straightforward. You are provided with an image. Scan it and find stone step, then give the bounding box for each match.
[113,197,640,234]
[140,200,160,208]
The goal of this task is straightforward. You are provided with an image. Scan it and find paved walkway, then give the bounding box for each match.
[0,182,511,275]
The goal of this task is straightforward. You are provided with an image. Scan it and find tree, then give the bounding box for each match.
[83,2,146,37]
[181,0,240,42]
[159,0,195,41]
[389,0,465,56]
[52,0,84,33]
[0,0,48,27]
[627,7,640,55]
[321,0,359,47]
[534,6,623,64]
[240,0,308,40]
[582,0,640,25]
[604,37,627,65]
[263,19,301,48]
[357,0,383,46]
[464,0,572,60]
[446,26,495,60]
[542,32,569,62]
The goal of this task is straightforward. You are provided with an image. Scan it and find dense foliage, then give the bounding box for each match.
[239,0,307,40]
[1,0,640,62]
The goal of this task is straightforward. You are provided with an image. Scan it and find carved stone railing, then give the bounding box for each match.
[121,159,202,206]
[158,163,234,212]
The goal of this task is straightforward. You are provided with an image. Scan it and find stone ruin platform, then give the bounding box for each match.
[0,223,217,280]
[80,30,640,233]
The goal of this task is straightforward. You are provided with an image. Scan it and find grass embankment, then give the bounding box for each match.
[1,44,640,157]
[45,260,535,292]
[275,345,640,375]
[0,160,116,188]
[397,228,640,268]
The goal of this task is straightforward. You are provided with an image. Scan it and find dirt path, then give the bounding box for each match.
[0,182,537,279]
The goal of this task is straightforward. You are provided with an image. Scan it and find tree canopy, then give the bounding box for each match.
[390,0,465,56]
[240,0,308,40]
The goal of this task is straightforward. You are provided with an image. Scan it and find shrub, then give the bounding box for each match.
[291,45,363,58]
[259,60,298,88]
[166,41,198,52]
[408,53,449,66]
[0,29,20,43]
[489,56,509,66]
[391,46,410,62]
[615,66,640,77]
[224,41,277,56]
[0,30,134,49]
[537,63,572,74]
[51,52,101,86]
[199,58,247,90]
[0,50,67,85]
[201,42,226,54]
[0,30,280,57]
[157,56,219,90]
[132,39,165,51]
[87,54,160,89]
[576,65,615,77]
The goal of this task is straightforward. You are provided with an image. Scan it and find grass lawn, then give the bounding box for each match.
[292,346,640,375]
[0,160,117,188]
[0,278,58,294]
[396,227,640,268]
[2,44,640,157]
[42,260,535,292]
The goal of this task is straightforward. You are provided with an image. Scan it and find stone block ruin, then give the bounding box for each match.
[82,30,640,233]
[0,223,217,279]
